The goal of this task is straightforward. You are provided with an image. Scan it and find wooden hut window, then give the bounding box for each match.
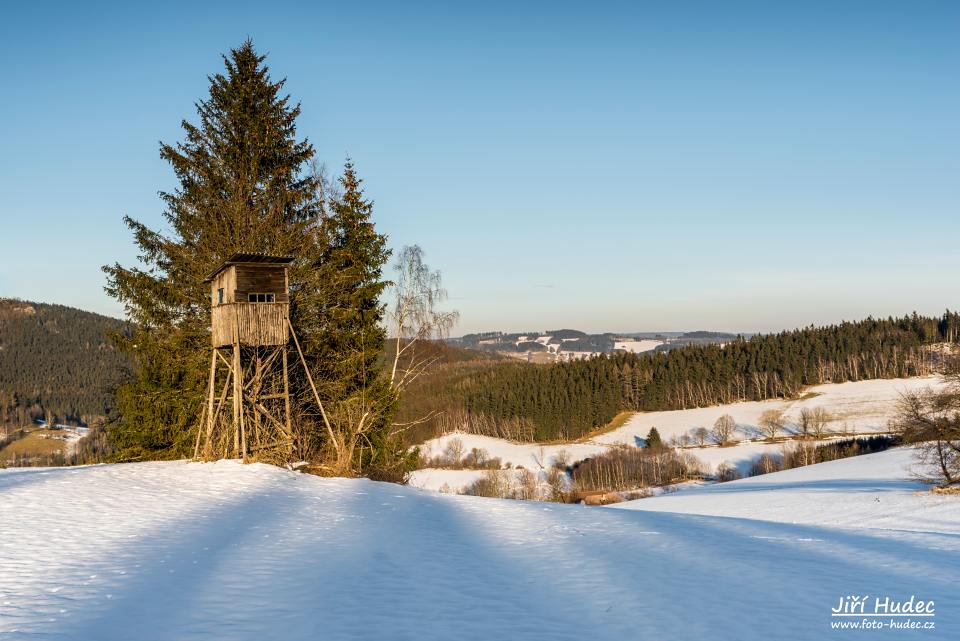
[217,288,224,304]
[247,293,275,303]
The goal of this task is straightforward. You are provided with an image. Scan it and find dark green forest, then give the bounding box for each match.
[0,299,130,427]
[398,312,960,443]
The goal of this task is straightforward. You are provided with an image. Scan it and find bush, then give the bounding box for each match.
[421,441,502,470]
[464,470,514,498]
[748,453,782,476]
[715,462,742,482]
[570,446,703,492]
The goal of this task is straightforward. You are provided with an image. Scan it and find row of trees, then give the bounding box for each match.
[672,407,832,449]
[620,313,957,410]
[747,436,899,477]
[570,446,703,493]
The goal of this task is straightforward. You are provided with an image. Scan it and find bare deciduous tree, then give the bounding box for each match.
[443,437,465,464]
[749,453,781,476]
[385,245,459,438]
[693,426,709,447]
[891,383,960,486]
[516,468,539,500]
[758,409,785,441]
[711,414,737,446]
[388,245,459,389]
[715,462,741,482]
[799,407,831,440]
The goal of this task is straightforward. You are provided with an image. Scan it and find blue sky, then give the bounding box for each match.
[1,1,957,335]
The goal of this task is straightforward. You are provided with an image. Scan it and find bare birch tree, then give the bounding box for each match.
[386,245,459,432]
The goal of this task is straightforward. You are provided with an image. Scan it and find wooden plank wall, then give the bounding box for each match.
[210,267,237,306]
[211,303,289,347]
[234,265,289,303]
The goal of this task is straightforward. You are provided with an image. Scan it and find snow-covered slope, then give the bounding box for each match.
[598,376,941,446]
[614,447,960,533]
[2,459,957,640]
[412,377,943,490]
[613,339,663,353]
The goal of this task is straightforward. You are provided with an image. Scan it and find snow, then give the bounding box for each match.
[2,457,957,639]
[406,467,487,492]
[614,447,960,533]
[416,433,607,474]
[613,339,663,353]
[597,376,943,445]
[415,377,946,488]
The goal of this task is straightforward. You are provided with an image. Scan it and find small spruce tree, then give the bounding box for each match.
[645,427,663,449]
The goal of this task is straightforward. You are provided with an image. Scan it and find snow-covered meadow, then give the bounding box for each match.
[1,452,957,640]
[410,376,943,491]
[613,339,664,353]
[1,375,955,639]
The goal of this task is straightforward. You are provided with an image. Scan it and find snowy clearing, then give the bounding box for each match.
[412,376,944,490]
[597,376,944,446]
[1,457,957,640]
[614,447,960,533]
[613,339,663,353]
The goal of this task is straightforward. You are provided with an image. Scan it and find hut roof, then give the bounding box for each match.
[203,253,295,283]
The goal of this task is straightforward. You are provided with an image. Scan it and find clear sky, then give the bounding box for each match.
[1,1,957,335]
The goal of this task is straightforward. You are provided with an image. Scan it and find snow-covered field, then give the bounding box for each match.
[615,447,960,532]
[2,454,957,640]
[598,376,942,445]
[613,339,663,353]
[411,376,944,490]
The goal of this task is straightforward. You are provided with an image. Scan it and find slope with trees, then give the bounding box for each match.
[398,312,960,445]
[0,299,130,428]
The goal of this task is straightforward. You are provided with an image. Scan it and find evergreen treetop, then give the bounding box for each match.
[645,427,663,449]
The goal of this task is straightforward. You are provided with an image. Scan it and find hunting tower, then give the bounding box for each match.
[197,253,295,460]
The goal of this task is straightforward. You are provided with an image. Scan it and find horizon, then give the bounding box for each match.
[1,1,958,334]
[4,294,951,342]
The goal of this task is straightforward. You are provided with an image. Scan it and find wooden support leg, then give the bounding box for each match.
[207,368,231,459]
[196,349,218,460]
[282,347,292,437]
[232,343,241,457]
[252,348,262,451]
[288,318,339,459]
[237,346,248,461]
[193,399,207,461]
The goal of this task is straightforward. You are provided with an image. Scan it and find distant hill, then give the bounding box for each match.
[0,299,131,427]
[680,330,739,339]
[452,328,734,359]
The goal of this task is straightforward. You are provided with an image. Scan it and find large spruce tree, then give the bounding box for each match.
[104,41,324,460]
[304,161,390,400]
